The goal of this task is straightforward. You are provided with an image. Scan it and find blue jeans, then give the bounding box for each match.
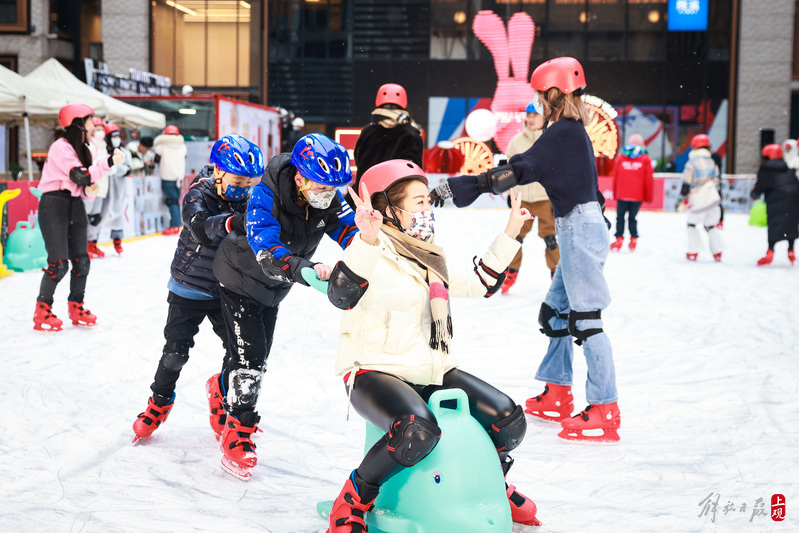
[162,180,181,228]
[535,202,618,405]
[615,199,641,238]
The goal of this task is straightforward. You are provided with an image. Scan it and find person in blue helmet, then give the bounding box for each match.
[132,134,264,444]
[209,132,359,479]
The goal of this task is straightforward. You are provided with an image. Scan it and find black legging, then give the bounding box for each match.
[769,239,795,251]
[37,190,90,304]
[348,369,519,486]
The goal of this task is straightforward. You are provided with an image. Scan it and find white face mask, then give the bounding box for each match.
[304,189,336,209]
[94,131,105,142]
[397,207,435,241]
[111,137,121,148]
[532,93,545,115]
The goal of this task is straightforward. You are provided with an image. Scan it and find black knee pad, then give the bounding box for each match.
[544,234,558,250]
[488,405,526,452]
[538,303,570,338]
[161,350,189,372]
[568,310,603,346]
[687,223,697,228]
[44,260,69,282]
[387,415,441,467]
[71,255,90,277]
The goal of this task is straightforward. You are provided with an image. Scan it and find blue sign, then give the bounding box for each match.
[668,0,709,31]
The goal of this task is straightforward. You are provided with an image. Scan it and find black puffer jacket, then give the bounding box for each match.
[752,159,799,242]
[170,165,247,297]
[213,154,358,307]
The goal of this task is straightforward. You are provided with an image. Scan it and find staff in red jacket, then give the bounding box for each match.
[610,133,654,252]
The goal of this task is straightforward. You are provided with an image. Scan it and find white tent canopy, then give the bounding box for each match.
[26,59,166,129]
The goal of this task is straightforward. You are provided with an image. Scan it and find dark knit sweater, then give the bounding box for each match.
[508,118,598,217]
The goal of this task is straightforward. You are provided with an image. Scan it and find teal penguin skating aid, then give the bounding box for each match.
[4,188,47,272]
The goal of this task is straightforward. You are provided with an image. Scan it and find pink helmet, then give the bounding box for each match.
[59,103,95,128]
[627,133,645,147]
[164,125,180,135]
[691,134,711,149]
[530,57,586,95]
[761,144,783,160]
[375,83,407,109]
[358,159,428,201]
[92,116,105,127]
[104,122,120,136]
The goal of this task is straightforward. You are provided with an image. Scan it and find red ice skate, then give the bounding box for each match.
[220,411,260,480]
[558,402,620,443]
[206,373,227,441]
[507,484,542,526]
[524,383,573,422]
[162,226,180,236]
[327,474,377,533]
[628,237,638,251]
[789,250,796,265]
[113,238,123,254]
[132,393,174,444]
[87,241,105,259]
[713,252,722,262]
[67,300,96,326]
[686,253,698,261]
[33,302,63,332]
[501,268,519,294]
[757,250,774,266]
[609,236,623,252]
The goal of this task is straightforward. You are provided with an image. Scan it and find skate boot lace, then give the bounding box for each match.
[576,405,593,421]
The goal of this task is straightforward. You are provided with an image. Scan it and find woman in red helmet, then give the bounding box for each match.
[751,144,799,266]
[680,133,723,261]
[153,124,187,231]
[326,159,541,532]
[33,104,125,331]
[430,57,622,443]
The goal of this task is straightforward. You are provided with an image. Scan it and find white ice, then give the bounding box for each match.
[1,208,797,533]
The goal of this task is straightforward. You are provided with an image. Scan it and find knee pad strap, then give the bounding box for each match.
[387,415,441,467]
[488,405,527,452]
[568,310,603,346]
[538,302,570,338]
[44,260,69,282]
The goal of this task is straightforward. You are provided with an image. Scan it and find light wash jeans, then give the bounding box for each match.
[535,202,618,405]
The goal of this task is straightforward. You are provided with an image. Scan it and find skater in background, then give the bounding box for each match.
[680,134,723,262]
[33,104,125,331]
[430,57,622,443]
[131,135,261,444]
[102,123,133,255]
[751,144,799,266]
[210,133,359,479]
[154,125,187,234]
[85,117,111,259]
[326,160,540,532]
[610,133,653,252]
[502,100,559,290]
[348,83,424,208]
[126,136,155,177]
[782,138,799,169]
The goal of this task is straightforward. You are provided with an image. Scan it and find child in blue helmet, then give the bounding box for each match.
[132,134,264,444]
[210,132,359,479]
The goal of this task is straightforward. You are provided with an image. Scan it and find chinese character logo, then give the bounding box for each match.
[676,0,701,15]
[771,494,786,522]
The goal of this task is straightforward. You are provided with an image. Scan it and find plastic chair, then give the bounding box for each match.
[319,388,512,533]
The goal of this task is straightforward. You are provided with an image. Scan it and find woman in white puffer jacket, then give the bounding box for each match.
[326,159,542,533]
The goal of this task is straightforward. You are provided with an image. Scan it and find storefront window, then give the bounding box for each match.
[0,0,28,32]
[152,0,261,89]
[268,0,349,60]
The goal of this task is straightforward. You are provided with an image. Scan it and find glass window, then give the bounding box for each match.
[431,0,476,59]
[152,0,258,88]
[0,0,27,32]
[627,1,667,61]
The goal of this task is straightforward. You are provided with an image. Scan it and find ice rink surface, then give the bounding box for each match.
[1,208,797,532]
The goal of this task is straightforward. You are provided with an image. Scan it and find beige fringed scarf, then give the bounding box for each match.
[382,225,452,353]
[371,107,423,133]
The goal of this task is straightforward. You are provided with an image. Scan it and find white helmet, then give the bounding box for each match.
[292,117,305,129]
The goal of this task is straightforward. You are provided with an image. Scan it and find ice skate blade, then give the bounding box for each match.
[71,320,97,327]
[33,324,62,332]
[558,428,619,445]
[524,408,570,423]
[221,456,252,480]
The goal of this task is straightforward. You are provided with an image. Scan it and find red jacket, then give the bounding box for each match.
[612,149,654,203]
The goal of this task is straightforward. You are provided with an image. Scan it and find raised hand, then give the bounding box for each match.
[504,187,532,239]
[348,184,383,246]
[313,263,333,281]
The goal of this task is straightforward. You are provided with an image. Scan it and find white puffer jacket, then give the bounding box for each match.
[335,230,520,386]
[154,134,187,182]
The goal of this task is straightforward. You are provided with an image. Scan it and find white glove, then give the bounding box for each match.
[112,148,125,166]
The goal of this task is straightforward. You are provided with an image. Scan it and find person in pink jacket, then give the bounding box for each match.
[326,160,541,532]
[33,104,125,331]
[610,133,654,252]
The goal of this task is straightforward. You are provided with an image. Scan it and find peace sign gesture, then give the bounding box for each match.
[348,184,383,246]
[504,187,532,239]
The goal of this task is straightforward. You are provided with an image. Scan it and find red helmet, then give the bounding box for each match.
[761,144,783,160]
[530,57,586,95]
[59,103,95,128]
[358,159,428,202]
[164,125,180,135]
[92,116,105,127]
[375,83,407,109]
[104,122,120,136]
[691,134,711,149]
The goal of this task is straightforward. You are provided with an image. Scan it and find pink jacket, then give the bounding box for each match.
[38,138,111,198]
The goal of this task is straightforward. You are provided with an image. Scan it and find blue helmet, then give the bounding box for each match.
[210,134,265,178]
[290,133,351,186]
[525,101,541,115]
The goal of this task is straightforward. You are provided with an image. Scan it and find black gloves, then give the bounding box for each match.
[680,182,691,196]
[429,181,453,208]
[69,167,92,186]
[228,214,246,236]
[88,214,102,226]
[256,249,315,285]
